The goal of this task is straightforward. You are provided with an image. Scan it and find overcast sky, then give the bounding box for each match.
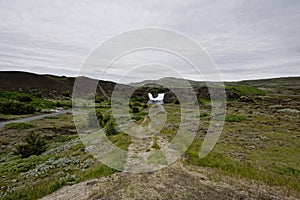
[0,0,299,82]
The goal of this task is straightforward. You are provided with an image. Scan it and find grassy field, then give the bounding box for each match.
[185,95,300,194]
[0,89,299,199]
[0,112,131,200]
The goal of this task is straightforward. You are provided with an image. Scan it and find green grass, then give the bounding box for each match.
[108,133,132,150]
[1,172,94,200]
[54,135,77,143]
[0,154,51,174]
[184,95,300,193]
[225,115,247,122]
[1,94,299,199]
[80,164,116,181]
[5,122,35,130]
[0,140,122,200]
[198,98,211,106]
[185,139,300,192]
[0,111,131,200]
[226,85,266,96]
[1,178,64,200]
[0,91,73,113]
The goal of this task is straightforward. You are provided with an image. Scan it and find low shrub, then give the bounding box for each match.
[105,119,119,136]
[14,132,47,158]
[132,102,142,107]
[200,113,209,118]
[0,101,35,115]
[132,107,139,113]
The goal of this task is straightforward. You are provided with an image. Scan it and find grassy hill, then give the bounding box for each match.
[3,71,296,102]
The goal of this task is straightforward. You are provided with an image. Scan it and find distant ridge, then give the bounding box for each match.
[0,71,299,97]
[0,71,117,98]
[0,71,74,93]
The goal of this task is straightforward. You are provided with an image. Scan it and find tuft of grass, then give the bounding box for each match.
[198,98,211,106]
[5,122,35,130]
[80,164,116,181]
[225,115,247,122]
[152,137,160,150]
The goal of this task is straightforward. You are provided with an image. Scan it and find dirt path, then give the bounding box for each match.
[122,104,170,173]
[0,110,70,129]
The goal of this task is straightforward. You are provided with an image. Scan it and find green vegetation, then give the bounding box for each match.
[0,78,299,199]
[226,85,266,96]
[0,101,35,115]
[0,91,73,116]
[108,133,132,150]
[14,132,47,158]
[131,111,147,122]
[105,119,119,136]
[184,94,300,193]
[5,122,35,130]
[129,101,148,122]
[1,163,115,200]
[200,112,209,118]
[225,114,247,122]
[198,98,211,107]
[55,101,72,109]
[0,113,131,200]
[88,110,112,128]
[185,138,300,192]
[152,137,160,149]
[17,95,33,102]
[149,86,165,94]
[130,95,144,102]
[80,164,115,181]
[132,107,139,113]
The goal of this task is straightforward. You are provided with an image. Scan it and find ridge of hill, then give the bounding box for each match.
[0,71,117,99]
[0,71,299,99]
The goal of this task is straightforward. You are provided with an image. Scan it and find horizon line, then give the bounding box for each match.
[0,70,299,84]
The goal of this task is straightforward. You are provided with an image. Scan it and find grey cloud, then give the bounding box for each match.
[0,0,299,82]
